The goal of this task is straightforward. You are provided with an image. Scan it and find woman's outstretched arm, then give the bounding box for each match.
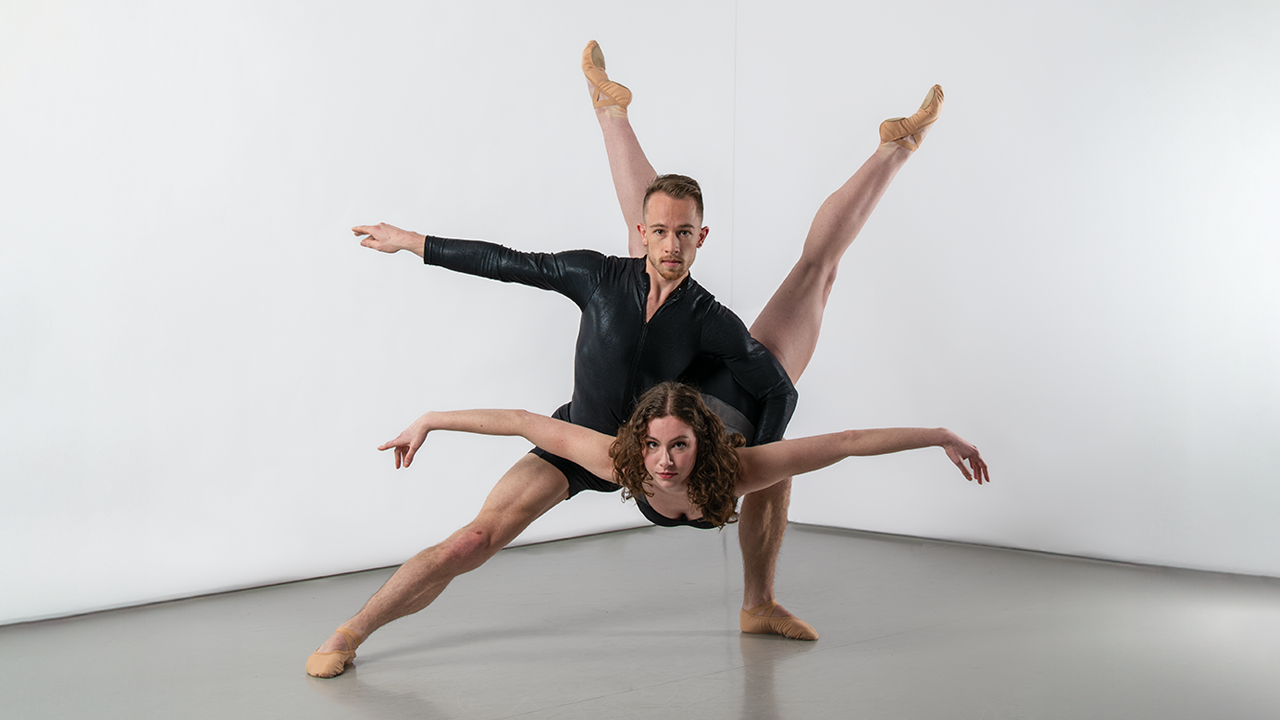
[377,409,616,480]
[734,427,989,496]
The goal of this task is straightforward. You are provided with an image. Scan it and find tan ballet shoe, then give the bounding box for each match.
[879,84,944,151]
[582,40,632,111]
[305,627,361,678]
[740,600,819,641]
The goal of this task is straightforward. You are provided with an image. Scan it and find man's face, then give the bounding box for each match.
[640,192,708,282]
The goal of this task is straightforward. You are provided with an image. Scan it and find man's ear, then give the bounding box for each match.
[637,223,649,246]
[697,226,709,247]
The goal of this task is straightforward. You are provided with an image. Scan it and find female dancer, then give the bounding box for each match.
[379,381,988,530]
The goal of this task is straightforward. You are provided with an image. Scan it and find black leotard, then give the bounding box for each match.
[422,236,796,522]
[635,496,717,530]
[423,236,795,440]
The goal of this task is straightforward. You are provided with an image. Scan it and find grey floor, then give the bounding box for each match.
[4,525,1280,719]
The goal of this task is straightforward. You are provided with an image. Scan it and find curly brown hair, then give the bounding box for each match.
[610,382,746,527]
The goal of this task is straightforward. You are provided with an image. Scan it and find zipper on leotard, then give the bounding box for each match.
[627,269,653,395]
[628,271,686,400]
[626,323,649,396]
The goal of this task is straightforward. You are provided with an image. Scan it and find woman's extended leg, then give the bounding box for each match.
[583,40,656,258]
[749,85,943,382]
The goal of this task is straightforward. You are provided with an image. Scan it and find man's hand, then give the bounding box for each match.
[352,223,427,258]
[940,429,991,484]
[377,413,433,469]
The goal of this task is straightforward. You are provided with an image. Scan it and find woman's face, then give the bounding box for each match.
[642,415,698,489]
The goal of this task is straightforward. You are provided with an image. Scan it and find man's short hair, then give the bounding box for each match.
[643,174,704,222]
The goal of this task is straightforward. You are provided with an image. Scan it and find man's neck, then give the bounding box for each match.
[643,259,689,322]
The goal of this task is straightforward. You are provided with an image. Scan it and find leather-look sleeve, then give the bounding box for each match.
[700,308,798,445]
[422,235,603,308]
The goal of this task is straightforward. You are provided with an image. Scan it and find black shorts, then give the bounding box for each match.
[529,403,623,498]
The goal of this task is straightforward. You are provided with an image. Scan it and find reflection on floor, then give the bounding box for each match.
[4,524,1280,719]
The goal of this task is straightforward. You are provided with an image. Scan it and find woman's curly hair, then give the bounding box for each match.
[610,382,746,528]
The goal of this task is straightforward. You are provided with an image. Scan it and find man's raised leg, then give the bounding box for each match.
[306,454,571,677]
[740,87,944,639]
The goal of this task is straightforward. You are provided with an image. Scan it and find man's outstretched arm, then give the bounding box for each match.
[353,223,427,258]
[352,222,602,304]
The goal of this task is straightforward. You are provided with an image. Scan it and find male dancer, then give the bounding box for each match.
[306,43,943,677]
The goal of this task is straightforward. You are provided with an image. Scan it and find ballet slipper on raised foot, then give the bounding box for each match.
[305,627,361,678]
[879,84,944,151]
[740,600,819,641]
[582,40,632,111]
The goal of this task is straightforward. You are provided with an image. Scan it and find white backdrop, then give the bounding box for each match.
[1,0,1277,625]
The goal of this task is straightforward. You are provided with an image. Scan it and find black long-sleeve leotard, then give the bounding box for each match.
[422,236,797,449]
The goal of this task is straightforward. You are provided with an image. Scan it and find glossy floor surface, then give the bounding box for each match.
[5,524,1280,719]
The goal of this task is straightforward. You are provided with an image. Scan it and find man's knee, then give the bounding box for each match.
[440,524,502,572]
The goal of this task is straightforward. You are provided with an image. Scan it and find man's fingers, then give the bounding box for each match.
[973,458,989,485]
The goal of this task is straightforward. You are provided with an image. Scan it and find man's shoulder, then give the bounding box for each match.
[681,276,732,313]
[600,252,643,266]
[591,253,645,279]
[553,249,637,268]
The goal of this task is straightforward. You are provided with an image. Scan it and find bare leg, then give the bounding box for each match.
[583,41,656,258]
[595,106,656,258]
[307,454,570,676]
[749,139,918,381]
[739,114,937,632]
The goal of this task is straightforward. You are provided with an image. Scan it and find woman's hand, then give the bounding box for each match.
[940,429,990,484]
[377,413,434,469]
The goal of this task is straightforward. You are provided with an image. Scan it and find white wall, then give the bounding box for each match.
[0,0,740,624]
[1,0,1277,625]
[732,1,1280,576]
